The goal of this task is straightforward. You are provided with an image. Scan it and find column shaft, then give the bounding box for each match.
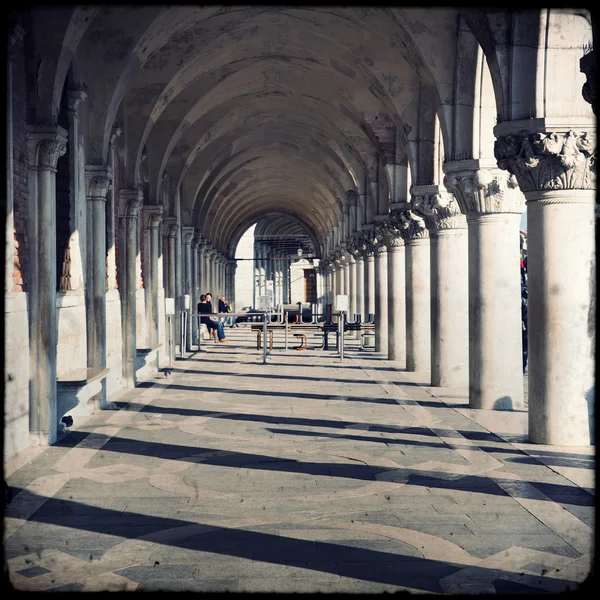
[430,229,469,386]
[387,245,406,363]
[467,214,523,409]
[348,256,357,318]
[527,193,595,444]
[405,239,431,372]
[364,255,375,317]
[374,249,388,354]
[27,126,68,444]
[355,257,364,320]
[120,191,143,387]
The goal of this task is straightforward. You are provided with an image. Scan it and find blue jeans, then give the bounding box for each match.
[206,320,226,340]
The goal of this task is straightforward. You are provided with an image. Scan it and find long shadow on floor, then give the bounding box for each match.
[111,399,594,467]
[46,432,594,505]
[137,380,418,406]
[263,427,594,467]
[179,367,424,387]
[5,490,582,594]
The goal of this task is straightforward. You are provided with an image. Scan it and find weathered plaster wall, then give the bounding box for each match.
[4,293,30,460]
[56,292,87,378]
[105,289,123,396]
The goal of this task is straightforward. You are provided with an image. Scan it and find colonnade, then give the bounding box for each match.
[319,144,595,446]
[253,242,290,306]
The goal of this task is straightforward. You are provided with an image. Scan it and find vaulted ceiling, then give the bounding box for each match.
[29,6,469,255]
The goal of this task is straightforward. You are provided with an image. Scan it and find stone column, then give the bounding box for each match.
[26,125,67,445]
[347,252,357,319]
[181,227,194,350]
[85,167,111,380]
[334,254,344,297]
[331,260,337,306]
[373,232,389,355]
[385,222,406,363]
[197,239,206,293]
[354,251,365,321]
[413,188,469,387]
[360,239,376,318]
[402,211,431,373]
[494,124,595,443]
[202,243,211,295]
[162,218,178,299]
[257,244,265,296]
[118,189,143,388]
[204,246,213,295]
[66,90,87,292]
[342,253,350,300]
[142,207,163,348]
[228,259,237,309]
[190,232,201,344]
[445,160,524,410]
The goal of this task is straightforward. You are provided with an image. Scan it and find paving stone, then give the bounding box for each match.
[5,334,593,593]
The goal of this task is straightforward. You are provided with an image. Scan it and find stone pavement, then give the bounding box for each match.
[4,328,595,593]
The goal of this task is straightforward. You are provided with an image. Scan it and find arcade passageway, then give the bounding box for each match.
[5,331,594,592]
[4,6,596,592]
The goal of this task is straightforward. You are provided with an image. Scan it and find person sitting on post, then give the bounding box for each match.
[198,293,227,343]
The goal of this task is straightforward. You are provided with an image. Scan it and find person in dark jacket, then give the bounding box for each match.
[198,293,227,342]
[521,287,528,373]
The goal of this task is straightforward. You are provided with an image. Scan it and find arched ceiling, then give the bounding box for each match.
[59,7,465,255]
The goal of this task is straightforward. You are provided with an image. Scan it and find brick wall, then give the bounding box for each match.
[11,34,29,293]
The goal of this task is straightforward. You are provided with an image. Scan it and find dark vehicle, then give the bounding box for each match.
[235,306,263,323]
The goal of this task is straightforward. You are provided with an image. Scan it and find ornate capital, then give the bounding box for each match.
[27,125,68,171]
[142,205,163,229]
[66,89,87,113]
[412,189,467,231]
[357,234,376,258]
[163,217,178,238]
[493,128,596,193]
[443,163,525,214]
[378,219,405,247]
[85,166,112,201]
[119,189,143,218]
[192,231,203,249]
[110,122,123,146]
[181,226,195,246]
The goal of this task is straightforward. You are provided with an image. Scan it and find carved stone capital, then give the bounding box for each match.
[494,129,596,193]
[142,205,163,229]
[412,189,467,231]
[443,163,525,214]
[119,189,143,218]
[378,219,405,247]
[27,125,68,171]
[357,235,376,258]
[66,89,87,113]
[393,209,429,241]
[181,226,195,246]
[85,166,112,202]
[192,231,203,249]
[163,217,179,238]
[110,122,123,146]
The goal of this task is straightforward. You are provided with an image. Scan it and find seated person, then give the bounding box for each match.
[198,293,227,343]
